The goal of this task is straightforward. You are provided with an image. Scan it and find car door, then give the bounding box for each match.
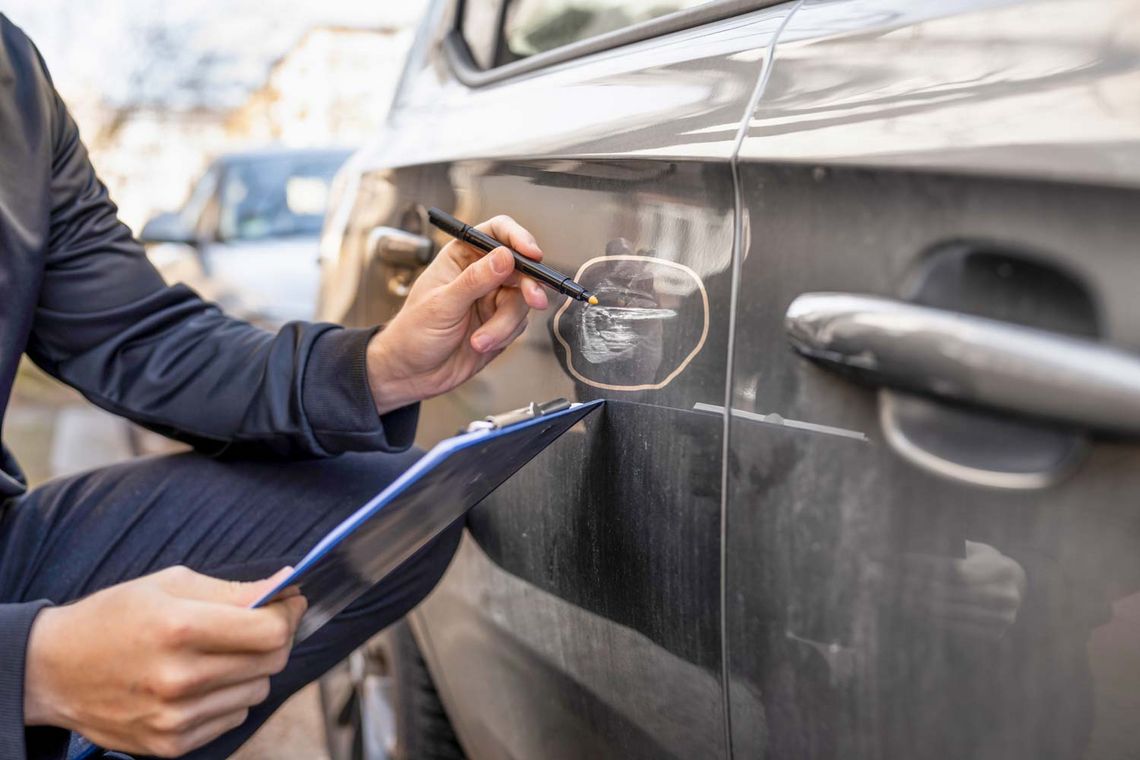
[725,1,1140,757]
[319,1,795,756]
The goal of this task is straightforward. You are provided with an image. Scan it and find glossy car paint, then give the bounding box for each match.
[319,3,793,755]
[319,0,1140,757]
[727,1,1140,757]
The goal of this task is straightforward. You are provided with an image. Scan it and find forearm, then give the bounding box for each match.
[30,289,417,458]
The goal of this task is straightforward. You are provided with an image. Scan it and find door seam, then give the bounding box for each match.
[719,1,804,756]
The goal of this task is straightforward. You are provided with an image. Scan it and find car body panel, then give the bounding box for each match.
[727,1,1140,756]
[319,0,1140,757]
[380,154,739,759]
[320,2,797,756]
[357,4,795,168]
[738,0,1140,189]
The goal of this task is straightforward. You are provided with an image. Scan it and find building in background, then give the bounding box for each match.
[85,107,233,233]
[88,25,414,233]
[231,26,412,148]
[3,0,424,233]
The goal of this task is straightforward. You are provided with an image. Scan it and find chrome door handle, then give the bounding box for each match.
[785,292,1140,435]
[366,226,434,268]
[366,226,434,298]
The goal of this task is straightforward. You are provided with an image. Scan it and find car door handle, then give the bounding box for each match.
[785,292,1140,436]
[366,226,434,268]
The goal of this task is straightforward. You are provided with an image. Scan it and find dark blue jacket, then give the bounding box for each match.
[0,16,416,756]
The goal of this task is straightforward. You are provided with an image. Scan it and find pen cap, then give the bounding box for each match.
[428,208,467,240]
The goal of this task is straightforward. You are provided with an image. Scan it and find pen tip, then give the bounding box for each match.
[587,295,599,306]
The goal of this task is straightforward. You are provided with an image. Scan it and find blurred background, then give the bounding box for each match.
[1,2,428,756]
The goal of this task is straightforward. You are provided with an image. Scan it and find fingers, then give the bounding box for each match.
[166,647,293,699]
[473,214,542,262]
[471,287,530,353]
[440,247,516,318]
[149,566,306,654]
[157,565,294,607]
[519,276,549,310]
[150,704,253,758]
[172,677,272,732]
[471,216,547,308]
[158,595,305,655]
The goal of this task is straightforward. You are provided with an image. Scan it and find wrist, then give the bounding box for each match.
[24,607,72,728]
[366,330,422,415]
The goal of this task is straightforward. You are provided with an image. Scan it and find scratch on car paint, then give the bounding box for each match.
[554,255,709,392]
[693,402,868,441]
[579,306,678,364]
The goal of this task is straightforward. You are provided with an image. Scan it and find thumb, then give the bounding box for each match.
[442,247,514,315]
[164,565,295,607]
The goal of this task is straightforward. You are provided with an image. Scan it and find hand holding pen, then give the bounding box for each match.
[429,208,597,305]
[365,214,551,414]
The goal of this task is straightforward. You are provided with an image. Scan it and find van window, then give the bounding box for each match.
[501,0,715,61]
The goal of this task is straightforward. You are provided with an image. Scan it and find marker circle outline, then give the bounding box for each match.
[552,254,710,392]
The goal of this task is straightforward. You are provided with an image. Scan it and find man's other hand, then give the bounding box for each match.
[24,566,306,757]
[366,215,549,414]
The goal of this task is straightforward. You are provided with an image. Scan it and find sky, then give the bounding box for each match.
[2,0,428,110]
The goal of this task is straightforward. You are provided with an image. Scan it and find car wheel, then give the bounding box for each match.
[320,619,466,760]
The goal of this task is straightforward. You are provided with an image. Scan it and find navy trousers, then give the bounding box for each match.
[0,450,462,759]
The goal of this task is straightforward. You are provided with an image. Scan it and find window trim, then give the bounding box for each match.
[455,0,509,70]
[446,0,786,88]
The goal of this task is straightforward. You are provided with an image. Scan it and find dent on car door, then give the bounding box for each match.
[323,1,799,757]
[726,1,1140,758]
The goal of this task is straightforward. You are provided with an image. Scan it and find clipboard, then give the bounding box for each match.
[252,398,604,641]
[70,399,601,760]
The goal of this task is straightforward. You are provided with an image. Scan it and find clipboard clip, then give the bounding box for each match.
[465,398,573,433]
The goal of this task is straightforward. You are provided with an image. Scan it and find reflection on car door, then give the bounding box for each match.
[727,2,1140,758]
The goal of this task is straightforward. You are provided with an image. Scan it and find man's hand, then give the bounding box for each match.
[366,215,549,414]
[24,566,305,757]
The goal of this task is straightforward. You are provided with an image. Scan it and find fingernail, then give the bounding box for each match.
[473,334,491,352]
[490,248,511,274]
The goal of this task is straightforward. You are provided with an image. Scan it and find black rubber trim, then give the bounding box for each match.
[446,0,787,88]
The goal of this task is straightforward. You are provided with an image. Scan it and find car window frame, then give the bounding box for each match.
[447,0,785,87]
[456,0,510,70]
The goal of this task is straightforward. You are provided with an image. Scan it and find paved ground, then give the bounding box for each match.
[4,361,330,759]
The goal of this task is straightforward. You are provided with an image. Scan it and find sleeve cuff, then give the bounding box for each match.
[302,327,419,454]
[0,601,69,760]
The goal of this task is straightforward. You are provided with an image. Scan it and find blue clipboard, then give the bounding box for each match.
[252,398,604,641]
[70,399,602,760]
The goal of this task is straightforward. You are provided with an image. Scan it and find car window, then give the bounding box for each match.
[500,0,715,62]
[217,153,348,242]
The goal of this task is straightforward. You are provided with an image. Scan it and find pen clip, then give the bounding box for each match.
[465,398,572,432]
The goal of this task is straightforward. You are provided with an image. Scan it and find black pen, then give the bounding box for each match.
[428,208,597,305]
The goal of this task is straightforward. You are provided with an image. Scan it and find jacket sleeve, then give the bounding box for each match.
[21,36,417,459]
[0,601,70,760]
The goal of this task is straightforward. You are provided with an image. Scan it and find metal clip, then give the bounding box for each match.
[465,398,572,432]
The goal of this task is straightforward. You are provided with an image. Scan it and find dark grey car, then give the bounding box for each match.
[317,1,1140,758]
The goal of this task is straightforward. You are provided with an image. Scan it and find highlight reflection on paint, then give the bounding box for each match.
[579,306,677,364]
